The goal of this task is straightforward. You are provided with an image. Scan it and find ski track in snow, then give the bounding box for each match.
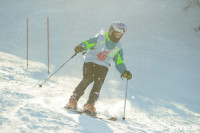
[0,52,199,133]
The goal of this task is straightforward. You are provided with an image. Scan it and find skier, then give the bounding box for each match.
[65,21,132,115]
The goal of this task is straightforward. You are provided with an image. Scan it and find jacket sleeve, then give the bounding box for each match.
[79,37,98,51]
[114,48,127,74]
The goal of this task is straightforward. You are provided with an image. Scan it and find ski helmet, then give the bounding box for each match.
[108,21,127,42]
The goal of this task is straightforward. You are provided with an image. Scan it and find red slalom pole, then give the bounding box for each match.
[47,17,50,74]
[27,17,28,69]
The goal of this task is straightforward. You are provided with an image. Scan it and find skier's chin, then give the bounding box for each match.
[110,37,121,43]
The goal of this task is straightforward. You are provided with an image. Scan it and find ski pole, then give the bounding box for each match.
[39,52,77,88]
[122,79,128,120]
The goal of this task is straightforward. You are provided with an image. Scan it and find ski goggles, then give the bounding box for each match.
[117,23,127,33]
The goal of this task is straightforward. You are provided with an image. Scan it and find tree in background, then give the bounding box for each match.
[184,0,200,32]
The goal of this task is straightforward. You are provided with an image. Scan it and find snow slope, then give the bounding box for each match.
[0,0,200,132]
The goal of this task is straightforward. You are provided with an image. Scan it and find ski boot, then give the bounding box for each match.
[65,96,78,110]
[83,103,96,116]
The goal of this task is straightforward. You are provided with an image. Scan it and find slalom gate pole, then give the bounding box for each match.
[39,52,77,88]
[47,17,50,74]
[122,79,129,120]
[27,17,29,69]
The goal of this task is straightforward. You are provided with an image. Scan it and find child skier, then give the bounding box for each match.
[65,21,132,115]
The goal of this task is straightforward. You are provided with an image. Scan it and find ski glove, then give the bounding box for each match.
[121,70,132,80]
[74,45,84,53]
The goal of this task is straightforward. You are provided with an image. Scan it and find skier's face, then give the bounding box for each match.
[113,31,123,39]
[109,31,123,43]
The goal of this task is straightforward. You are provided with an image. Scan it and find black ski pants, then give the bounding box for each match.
[73,62,108,104]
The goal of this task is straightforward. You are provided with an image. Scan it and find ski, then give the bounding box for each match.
[92,115,117,122]
[64,107,117,122]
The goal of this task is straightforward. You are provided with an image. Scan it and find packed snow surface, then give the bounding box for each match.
[0,0,200,132]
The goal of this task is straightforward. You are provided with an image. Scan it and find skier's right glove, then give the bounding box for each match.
[121,70,132,80]
[74,45,84,53]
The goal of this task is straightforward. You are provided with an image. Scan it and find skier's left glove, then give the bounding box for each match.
[74,45,84,53]
[121,70,132,80]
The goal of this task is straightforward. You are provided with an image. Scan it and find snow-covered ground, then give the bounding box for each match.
[0,0,200,132]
